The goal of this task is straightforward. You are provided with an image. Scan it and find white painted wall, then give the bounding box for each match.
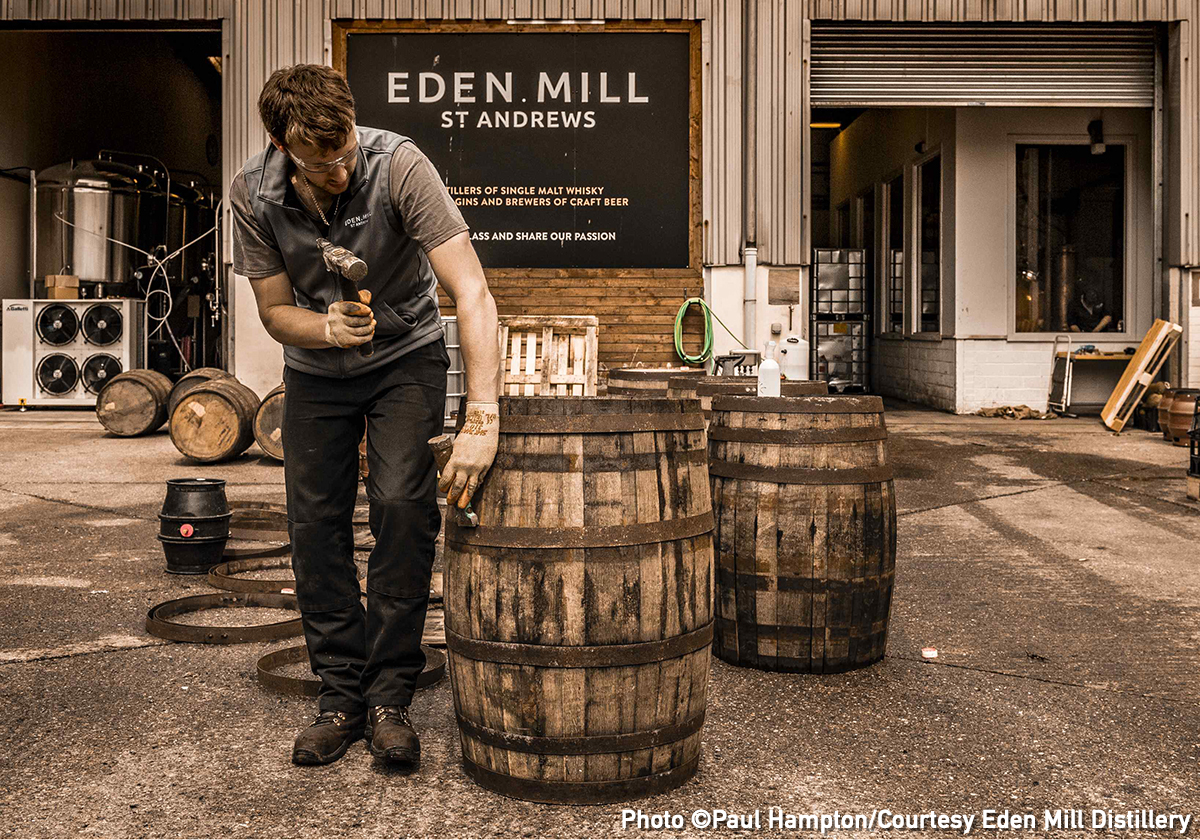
[228,269,284,398]
[705,264,808,364]
[952,107,1153,413]
[954,107,1153,341]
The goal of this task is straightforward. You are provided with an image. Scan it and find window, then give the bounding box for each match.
[1015,144,1125,333]
[885,175,904,333]
[917,156,941,334]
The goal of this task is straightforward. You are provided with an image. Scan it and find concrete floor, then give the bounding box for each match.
[0,403,1197,838]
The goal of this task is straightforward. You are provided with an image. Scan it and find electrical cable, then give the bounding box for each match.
[673,297,748,365]
[53,212,153,260]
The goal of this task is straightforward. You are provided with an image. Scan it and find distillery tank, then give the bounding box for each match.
[165,178,216,285]
[34,159,159,293]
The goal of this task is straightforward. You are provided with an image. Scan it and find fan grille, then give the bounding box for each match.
[36,305,79,346]
[82,304,123,346]
[82,354,123,394]
[36,354,80,395]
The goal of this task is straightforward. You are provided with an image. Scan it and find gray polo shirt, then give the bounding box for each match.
[230,128,468,378]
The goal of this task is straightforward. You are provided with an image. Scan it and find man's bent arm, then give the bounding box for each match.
[249,273,331,348]
[429,232,500,402]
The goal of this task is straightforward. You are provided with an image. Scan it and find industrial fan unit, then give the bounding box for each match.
[2,299,145,407]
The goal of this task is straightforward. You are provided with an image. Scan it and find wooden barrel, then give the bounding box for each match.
[169,367,233,418]
[169,377,261,463]
[1166,388,1200,446]
[359,431,369,481]
[667,376,829,426]
[1159,390,1178,440]
[444,396,713,804]
[708,395,897,673]
[606,366,706,396]
[95,369,173,436]
[253,383,285,461]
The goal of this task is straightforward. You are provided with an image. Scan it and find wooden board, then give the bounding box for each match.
[1101,319,1184,432]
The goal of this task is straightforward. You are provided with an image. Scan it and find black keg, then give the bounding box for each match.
[158,478,231,574]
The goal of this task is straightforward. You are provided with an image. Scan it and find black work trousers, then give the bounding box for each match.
[282,340,448,714]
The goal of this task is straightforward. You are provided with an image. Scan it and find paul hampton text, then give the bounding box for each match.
[620,807,1193,835]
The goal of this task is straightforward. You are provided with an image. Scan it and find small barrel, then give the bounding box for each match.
[169,377,261,463]
[606,366,706,396]
[1167,388,1200,446]
[158,478,231,574]
[1159,390,1178,440]
[708,395,897,673]
[667,375,829,427]
[253,383,286,461]
[169,366,233,418]
[95,369,173,436]
[445,396,713,804]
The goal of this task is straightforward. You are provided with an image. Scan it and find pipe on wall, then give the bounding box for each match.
[743,0,758,349]
[744,246,758,350]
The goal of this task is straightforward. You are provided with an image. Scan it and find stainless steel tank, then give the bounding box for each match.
[166,179,216,284]
[34,160,158,289]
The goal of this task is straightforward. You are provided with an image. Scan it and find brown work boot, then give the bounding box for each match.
[291,709,366,766]
[367,705,420,765]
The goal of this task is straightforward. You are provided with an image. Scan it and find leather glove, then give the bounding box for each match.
[325,289,375,348]
[439,401,499,509]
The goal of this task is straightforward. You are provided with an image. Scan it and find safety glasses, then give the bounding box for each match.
[286,140,358,174]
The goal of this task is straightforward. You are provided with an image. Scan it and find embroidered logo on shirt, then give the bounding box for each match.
[344,213,372,229]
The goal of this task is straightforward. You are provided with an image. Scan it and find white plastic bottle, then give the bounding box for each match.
[757,341,781,396]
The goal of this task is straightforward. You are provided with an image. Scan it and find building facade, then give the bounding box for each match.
[3,0,1198,412]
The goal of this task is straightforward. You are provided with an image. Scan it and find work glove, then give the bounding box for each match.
[439,401,500,509]
[325,289,375,348]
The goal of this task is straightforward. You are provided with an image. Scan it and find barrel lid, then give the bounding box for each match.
[710,394,885,414]
[500,395,701,415]
[609,367,707,381]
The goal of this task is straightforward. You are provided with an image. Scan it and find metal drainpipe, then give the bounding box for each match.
[28,170,36,297]
[743,0,758,351]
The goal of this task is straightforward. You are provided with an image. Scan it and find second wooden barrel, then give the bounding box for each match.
[170,377,261,463]
[253,383,286,461]
[1158,390,1177,439]
[95,369,173,436]
[708,395,897,673]
[1167,388,1200,446]
[667,375,829,426]
[444,396,714,804]
[606,366,706,396]
[169,366,233,417]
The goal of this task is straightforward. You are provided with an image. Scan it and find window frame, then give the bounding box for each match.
[912,148,943,337]
[879,169,907,338]
[1006,133,1138,341]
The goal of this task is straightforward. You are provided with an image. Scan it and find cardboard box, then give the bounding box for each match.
[45,274,80,288]
[45,287,79,299]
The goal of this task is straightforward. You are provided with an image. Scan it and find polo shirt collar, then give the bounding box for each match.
[255,132,371,208]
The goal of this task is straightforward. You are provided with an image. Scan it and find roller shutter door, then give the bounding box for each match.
[811,23,1156,108]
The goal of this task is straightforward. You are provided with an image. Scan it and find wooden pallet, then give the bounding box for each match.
[499,315,599,397]
[1101,319,1183,432]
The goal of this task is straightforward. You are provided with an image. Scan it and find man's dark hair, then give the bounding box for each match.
[258,65,356,151]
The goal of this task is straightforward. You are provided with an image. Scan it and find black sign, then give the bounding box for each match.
[346,31,691,269]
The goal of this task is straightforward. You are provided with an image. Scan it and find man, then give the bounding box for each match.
[230,64,500,768]
[1067,282,1113,333]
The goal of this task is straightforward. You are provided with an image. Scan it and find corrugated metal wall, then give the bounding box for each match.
[8,0,1200,269]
